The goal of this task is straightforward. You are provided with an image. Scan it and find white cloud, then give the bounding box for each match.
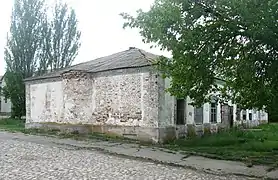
[0,0,171,75]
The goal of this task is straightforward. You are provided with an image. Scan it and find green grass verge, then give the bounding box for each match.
[0,118,25,132]
[164,123,278,167]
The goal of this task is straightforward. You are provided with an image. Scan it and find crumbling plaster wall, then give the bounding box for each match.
[26,67,161,128]
[92,68,159,127]
[62,71,93,124]
[26,80,63,124]
[158,77,175,127]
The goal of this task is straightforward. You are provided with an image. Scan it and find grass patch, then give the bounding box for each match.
[0,118,25,132]
[164,123,278,166]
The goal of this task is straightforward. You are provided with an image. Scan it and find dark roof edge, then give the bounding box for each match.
[24,64,153,82]
[24,75,61,83]
[24,66,226,83]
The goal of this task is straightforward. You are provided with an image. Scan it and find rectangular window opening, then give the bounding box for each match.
[249,113,252,121]
[176,99,185,125]
[210,103,217,123]
[242,110,247,120]
[194,106,203,124]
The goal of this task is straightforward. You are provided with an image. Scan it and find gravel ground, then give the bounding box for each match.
[0,133,253,180]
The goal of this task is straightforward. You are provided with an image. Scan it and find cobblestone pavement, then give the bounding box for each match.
[0,134,253,180]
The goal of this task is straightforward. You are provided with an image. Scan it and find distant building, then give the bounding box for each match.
[0,75,12,114]
[24,47,268,143]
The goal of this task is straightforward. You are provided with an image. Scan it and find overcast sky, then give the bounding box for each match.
[0,0,171,75]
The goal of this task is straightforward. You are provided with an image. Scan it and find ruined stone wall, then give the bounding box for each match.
[62,71,93,124]
[92,69,159,128]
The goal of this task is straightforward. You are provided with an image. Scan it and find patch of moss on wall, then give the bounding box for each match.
[187,124,196,138]
[203,123,211,135]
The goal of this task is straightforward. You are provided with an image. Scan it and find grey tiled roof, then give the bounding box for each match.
[24,47,160,81]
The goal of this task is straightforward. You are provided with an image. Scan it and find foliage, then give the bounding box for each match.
[164,124,278,166]
[3,0,81,118]
[5,0,47,77]
[41,0,81,72]
[2,72,25,118]
[121,0,278,110]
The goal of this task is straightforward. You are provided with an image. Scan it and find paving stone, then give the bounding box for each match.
[0,131,252,180]
[267,170,278,180]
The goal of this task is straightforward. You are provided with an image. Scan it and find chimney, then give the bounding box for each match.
[129,47,136,50]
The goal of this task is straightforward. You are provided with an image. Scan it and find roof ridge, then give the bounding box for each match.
[70,48,135,69]
[24,47,161,82]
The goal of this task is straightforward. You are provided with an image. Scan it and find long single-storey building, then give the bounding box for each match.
[24,47,268,143]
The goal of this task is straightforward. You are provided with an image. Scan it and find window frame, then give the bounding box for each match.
[249,112,252,121]
[210,102,217,124]
[194,106,204,125]
[242,110,247,120]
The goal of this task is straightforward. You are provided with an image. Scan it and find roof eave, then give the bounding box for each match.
[24,75,61,82]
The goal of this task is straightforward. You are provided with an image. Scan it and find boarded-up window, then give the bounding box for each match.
[210,103,217,123]
[194,106,203,124]
[176,99,185,125]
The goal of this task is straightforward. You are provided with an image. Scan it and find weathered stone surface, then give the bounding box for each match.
[210,124,218,133]
[195,124,204,136]
[91,69,159,128]
[203,123,211,135]
[0,131,253,180]
[187,124,196,138]
[175,125,187,138]
[25,67,162,142]
[26,122,177,143]
[62,71,93,124]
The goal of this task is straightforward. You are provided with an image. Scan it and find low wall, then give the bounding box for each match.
[176,120,268,138]
[25,122,176,144]
[25,120,268,144]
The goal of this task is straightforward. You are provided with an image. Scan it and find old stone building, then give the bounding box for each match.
[24,47,268,143]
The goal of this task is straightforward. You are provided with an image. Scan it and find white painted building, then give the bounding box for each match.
[0,75,12,114]
[24,48,268,143]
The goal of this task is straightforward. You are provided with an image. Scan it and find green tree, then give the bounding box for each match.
[2,72,25,118]
[121,0,278,118]
[44,1,81,71]
[4,0,47,118]
[3,0,81,118]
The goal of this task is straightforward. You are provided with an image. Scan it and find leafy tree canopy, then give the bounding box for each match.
[121,0,278,111]
[2,0,81,118]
